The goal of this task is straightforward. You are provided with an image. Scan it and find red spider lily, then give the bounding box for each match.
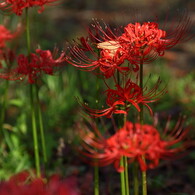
[80,100,127,118]
[66,13,192,74]
[66,37,132,78]
[80,78,166,118]
[80,120,191,172]
[1,49,65,84]
[0,171,80,195]
[118,22,167,64]
[0,25,14,48]
[118,12,192,64]
[0,0,59,15]
[0,25,21,69]
[96,45,130,78]
[87,18,140,69]
[65,18,138,78]
[65,37,100,72]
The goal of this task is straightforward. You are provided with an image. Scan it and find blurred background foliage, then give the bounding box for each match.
[0,0,195,194]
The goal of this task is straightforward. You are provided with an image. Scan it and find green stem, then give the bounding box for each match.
[124,156,130,195]
[26,8,41,177]
[35,84,47,163]
[26,8,31,56]
[139,61,144,124]
[142,157,147,195]
[0,80,9,142]
[94,165,99,195]
[139,61,147,195]
[133,162,139,195]
[123,106,130,195]
[120,158,126,195]
[30,85,41,177]
[93,51,100,195]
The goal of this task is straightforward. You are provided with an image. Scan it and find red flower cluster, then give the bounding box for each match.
[66,36,132,79]
[66,14,191,78]
[80,121,190,172]
[118,22,167,63]
[0,24,21,69]
[0,171,80,195]
[1,49,65,84]
[0,0,59,15]
[0,25,14,48]
[81,78,166,118]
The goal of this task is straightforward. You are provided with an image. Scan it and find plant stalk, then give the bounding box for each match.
[35,85,47,163]
[120,158,126,195]
[26,8,41,177]
[139,61,147,195]
[142,157,147,195]
[124,156,130,195]
[123,107,130,195]
[0,79,9,142]
[94,165,99,195]
[133,162,139,195]
[30,85,41,177]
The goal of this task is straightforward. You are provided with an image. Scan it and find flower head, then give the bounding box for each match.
[0,26,14,68]
[1,49,65,84]
[80,78,166,118]
[66,36,131,78]
[80,120,191,172]
[66,13,192,74]
[0,25,14,48]
[118,22,167,63]
[0,171,81,195]
[65,19,135,78]
[0,0,59,15]
[118,12,192,64]
[0,24,21,70]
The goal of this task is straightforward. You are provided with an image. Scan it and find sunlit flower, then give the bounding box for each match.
[80,78,166,118]
[1,49,65,84]
[65,19,136,78]
[66,36,131,78]
[0,0,59,15]
[118,22,166,64]
[66,13,192,74]
[118,12,192,64]
[80,120,191,172]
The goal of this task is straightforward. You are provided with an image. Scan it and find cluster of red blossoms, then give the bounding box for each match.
[66,13,193,173]
[0,0,59,15]
[0,24,18,61]
[66,15,191,78]
[0,24,19,70]
[80,120,190,172]
[7,49,65,83]
[0,171,80,195]
[0,25,14,48]
[66,15,191,118]
[81,78,166,118]
[0,12,65,84]
[0,48,65,84]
